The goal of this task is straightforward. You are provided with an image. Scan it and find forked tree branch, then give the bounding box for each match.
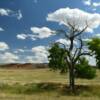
[73,25,88,38]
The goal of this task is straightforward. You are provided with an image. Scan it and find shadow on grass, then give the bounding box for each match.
[0,82,100,97]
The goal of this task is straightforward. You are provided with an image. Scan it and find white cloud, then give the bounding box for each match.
[56,39,70,46]
[47,7,100,33]
[17,10,23,20]
[14,49,25,53]
[93,2,100,7]
[86,56,96,66]
[0,52,19,63]
[56,38,78,47]
[32,46,48,53]
[0,27,4,31]
[31,46,48,63]
[30,27,54,39]
[17,34,27,40]
[82,0,100,11]
[0,42,9,51]
[0,8,23,20]
[0,8,12,16]
[17,27,54,41]
[83,0,91,6]
[17,49,25,52]
[26,56,34,63]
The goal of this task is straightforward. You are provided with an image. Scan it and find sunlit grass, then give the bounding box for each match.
[0,68,67,84]
[0,68,100,100]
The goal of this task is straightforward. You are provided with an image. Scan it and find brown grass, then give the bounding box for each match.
[0,68,100,100]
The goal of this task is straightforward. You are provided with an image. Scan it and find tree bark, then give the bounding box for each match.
[69,65,75,93]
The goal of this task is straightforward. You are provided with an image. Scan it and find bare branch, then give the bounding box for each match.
[72,48,79,60]
[69,38,74,51]
[74,24,88,37]
[74,51,92,63]
[79,52,92,56]
[73,38,83,63]
[55,29,69,38]
[67,22,80,35]
[67,22,75,30]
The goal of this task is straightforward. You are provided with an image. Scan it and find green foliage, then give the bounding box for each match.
[88,38,100,68]
[75,57,96,79]
[48,43,96,79]
[48,43,68,73]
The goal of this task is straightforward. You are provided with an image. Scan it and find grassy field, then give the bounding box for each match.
[0,68,100,100]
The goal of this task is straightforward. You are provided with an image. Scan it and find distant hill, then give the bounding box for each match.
[0,63,48,69]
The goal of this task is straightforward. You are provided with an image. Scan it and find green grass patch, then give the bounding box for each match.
[0,82,100,97]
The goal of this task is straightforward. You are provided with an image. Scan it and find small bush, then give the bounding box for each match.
[75,57,96,79]
[75,64,96,79]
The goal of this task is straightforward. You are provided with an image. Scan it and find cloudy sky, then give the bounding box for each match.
[0,0,100,64]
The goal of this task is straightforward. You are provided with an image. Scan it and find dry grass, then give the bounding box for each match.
[0,68,100,100]
[0,68,67,84]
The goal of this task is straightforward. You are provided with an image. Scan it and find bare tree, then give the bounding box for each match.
[53,21,91,92]
[47,8,100,93]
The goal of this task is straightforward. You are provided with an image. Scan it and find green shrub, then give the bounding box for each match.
[75,57,96,79]
[75,64,96,79]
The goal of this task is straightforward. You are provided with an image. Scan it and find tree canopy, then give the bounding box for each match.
[48,43,68,73]
[88,38,100,68]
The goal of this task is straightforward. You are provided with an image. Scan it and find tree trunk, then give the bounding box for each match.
[69,65,75,93]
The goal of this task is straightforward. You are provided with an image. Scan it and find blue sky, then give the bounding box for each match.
[0,0,100,64]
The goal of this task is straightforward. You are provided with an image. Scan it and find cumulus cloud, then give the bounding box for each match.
[56,39,70,46]
[30,27,54,39]
[26,56,34,63]
[17,34,27,40]
[47,7,100,33]
[17,27,54,41]
[31,46,48,63]
[12,46,48,63]
[0,42,9,51]
[0,52,19,63]
[0,8,12,16]
[0,27,4,31]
